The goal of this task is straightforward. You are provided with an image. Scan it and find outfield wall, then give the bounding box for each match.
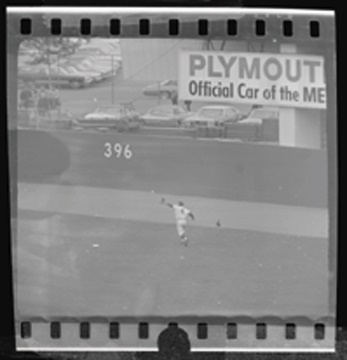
[14,129,328,208]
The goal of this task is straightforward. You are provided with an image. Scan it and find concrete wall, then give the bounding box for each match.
[15,130,328,208]
[295,109,322,149]
[279,108,323,149]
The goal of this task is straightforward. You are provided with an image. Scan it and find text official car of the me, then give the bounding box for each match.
[178,51,326,110]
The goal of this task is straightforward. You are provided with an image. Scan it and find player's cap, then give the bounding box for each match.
[178,201,184,206]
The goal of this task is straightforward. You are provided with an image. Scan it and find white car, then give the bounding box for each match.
[183,105,243,127]
[240,107,279,124]
[142,80,178,99]
[86,60,120,77]
[64,66,102,83]
[141,105,192,127]
[18,65,93,89]
[73,104,143,131]
[226,107,280,141]
[80,57,120,77]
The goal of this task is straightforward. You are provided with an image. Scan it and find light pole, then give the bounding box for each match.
[158,80,161,105]
[56,52,61,121]
[46,38,52,123]
[111,55,115,105]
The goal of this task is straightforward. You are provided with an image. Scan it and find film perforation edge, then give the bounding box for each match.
[7,7,336,352]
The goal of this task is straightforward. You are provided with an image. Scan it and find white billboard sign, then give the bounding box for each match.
[178,50,326,109]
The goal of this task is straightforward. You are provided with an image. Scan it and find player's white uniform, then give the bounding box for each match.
[172,204,191,237]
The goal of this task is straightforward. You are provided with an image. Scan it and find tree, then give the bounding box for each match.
[21,37,85,65]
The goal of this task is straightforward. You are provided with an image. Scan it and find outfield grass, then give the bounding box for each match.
[15,209,328,319]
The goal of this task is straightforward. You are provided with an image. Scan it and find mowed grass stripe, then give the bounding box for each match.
[18,183,328,238]
[16,211,328,318]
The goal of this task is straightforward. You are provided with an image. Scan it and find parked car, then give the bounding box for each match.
[141,105,192,127]
[64,58,119,80]
[226,107,279,141]
[183,105,243,127]
[18,65,93,89]
[58,67,94,88]
[64,65,103,82]
[73,103,143,131]
[82,57,121,77]
[240,107,279,124]
[142,80,178,99]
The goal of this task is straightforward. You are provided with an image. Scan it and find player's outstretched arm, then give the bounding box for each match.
[189,212,195,220]
[160,198,173,208]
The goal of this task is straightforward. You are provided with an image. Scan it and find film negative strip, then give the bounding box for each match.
[7,7,337,352]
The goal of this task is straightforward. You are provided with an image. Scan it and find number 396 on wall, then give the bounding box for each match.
[104,143,133,159]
